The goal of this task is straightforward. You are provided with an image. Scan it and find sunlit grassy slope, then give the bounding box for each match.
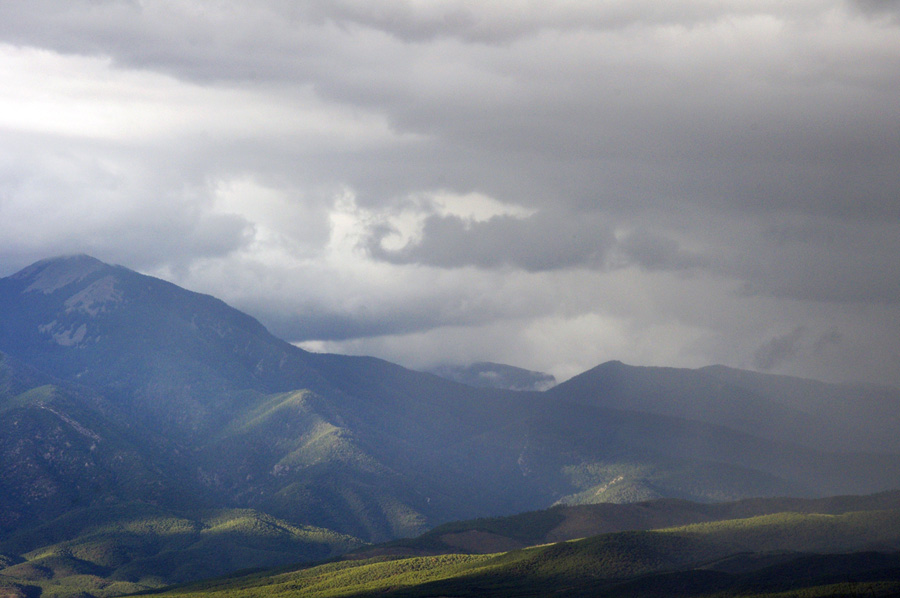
[154,507,900,598]
[0,503,362,598]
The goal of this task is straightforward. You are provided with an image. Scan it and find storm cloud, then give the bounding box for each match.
[366,210,613,271]
[1,1,899,386]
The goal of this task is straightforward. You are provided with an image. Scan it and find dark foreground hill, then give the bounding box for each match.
[2,255,900,595]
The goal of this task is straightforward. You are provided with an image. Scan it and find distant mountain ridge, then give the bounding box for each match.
[2,255,900,594]
[550,360,900,453]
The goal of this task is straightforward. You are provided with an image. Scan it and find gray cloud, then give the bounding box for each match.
[0,132,255,273]
[851,0,900,18]
[366,211,613,271]
[615,230,708,272]
[1,1,899,385]
[733,217,900,305]
[753,327,806,371]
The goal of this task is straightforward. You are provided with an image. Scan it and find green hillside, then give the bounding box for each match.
[153,508,900,598]
[0,503,362,598]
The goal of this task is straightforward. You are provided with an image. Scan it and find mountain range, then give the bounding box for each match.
[1,255,899,595]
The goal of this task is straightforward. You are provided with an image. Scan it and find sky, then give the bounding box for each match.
[1,1,899,386]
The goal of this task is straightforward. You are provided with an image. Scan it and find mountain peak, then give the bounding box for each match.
[0,253,330,434]
[11,254,111,294]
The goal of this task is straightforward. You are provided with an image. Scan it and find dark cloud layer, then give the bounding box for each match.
[754,327,807,371]
[366,211,613,271]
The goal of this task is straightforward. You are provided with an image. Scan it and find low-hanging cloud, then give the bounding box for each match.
[614,230,708,272]
[852,0,900,18]
[753,327,806,372]
[366,211,613,271]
